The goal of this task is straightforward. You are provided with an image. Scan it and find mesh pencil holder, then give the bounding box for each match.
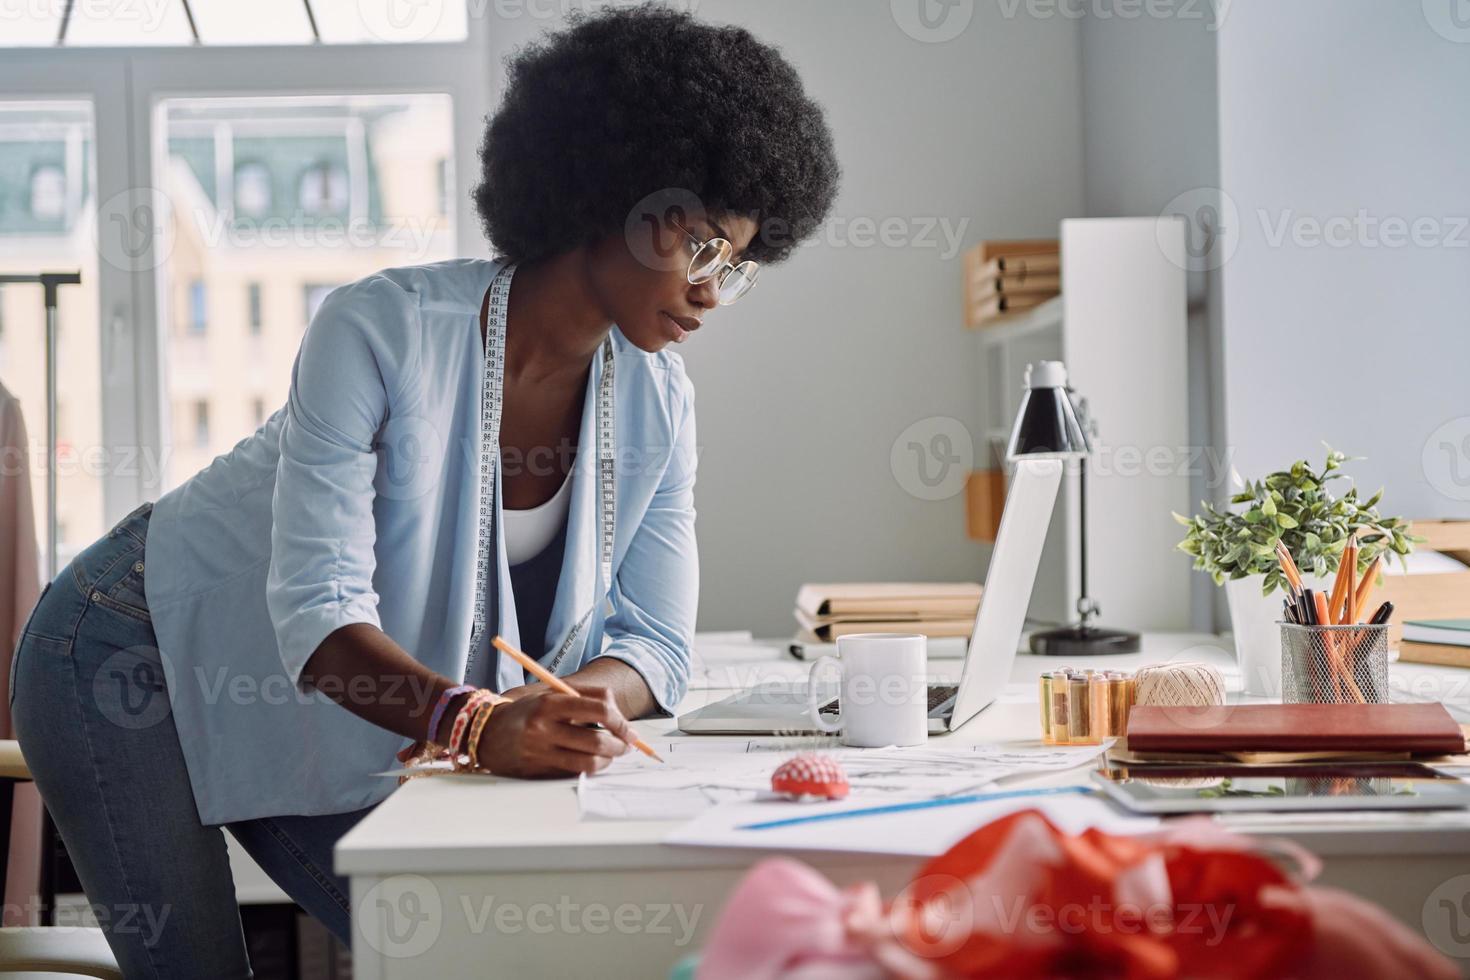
[1280,623,1389,704]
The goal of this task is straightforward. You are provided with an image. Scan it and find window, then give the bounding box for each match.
[1,1,469,46]
[193,401,210,447]
[187,280,207,334]
[28,164,66,219]
[303,284,338,325]
[298,160,348,216]
[0,100,103,565]
[247,282,262,334]
[3,23,479,515]
[235,162,272,218]
[157,94,455,491]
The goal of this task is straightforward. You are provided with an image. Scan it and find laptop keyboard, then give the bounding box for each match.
[820,684,958,716]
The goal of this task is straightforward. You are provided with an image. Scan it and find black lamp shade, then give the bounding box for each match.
[1005,361,1089,460]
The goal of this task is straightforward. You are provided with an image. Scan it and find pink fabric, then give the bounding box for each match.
[695,859,891,980]
[696,811,1457,980]
[0,381,41,734]
[0,382,44,927]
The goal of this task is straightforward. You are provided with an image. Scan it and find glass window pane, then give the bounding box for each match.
[4,0,468,46]
[63,1,194,46]
[0,5,62,45]
[156,94,455,491]
[0,100,104,568]
[188,0,313,45]
[314,0,469,43]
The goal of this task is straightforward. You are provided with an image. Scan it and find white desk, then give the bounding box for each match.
[336,634,1470,978]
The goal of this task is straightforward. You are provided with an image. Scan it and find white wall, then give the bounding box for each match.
[1217,1,1470,523]
[679,2,1084,636]
[1078,7,1224,630]
[476,2,1086,637]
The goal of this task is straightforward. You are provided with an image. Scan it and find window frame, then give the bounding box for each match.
[0,28,494,522]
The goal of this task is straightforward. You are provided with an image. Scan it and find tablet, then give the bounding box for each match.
[1091,763,1470,814]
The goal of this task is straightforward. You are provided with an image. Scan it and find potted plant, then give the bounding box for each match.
[1174,449,1416,696]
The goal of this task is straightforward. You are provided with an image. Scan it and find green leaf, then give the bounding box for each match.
[1275,513,1298,529]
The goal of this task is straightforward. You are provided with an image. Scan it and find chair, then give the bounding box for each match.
[0,740,122,980]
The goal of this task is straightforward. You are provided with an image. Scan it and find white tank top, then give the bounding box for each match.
[503,468,573,566]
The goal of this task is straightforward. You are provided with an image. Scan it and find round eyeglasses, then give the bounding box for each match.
[673,220,760,305]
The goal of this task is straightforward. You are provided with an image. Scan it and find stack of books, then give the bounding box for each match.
[794,582,983,643]
[1400,618,1470,668]
[963,239,1060,328]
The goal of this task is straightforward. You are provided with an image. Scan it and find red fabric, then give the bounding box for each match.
[696,809,1440,980]
[891,810,1311,978]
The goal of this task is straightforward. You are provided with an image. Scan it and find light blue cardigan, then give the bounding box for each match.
[143,257,698,825]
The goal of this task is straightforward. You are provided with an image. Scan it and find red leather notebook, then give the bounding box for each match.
[1126,702,1466,755]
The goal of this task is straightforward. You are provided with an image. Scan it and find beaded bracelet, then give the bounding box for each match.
[464,697,502,772]
[447,690,500,762]
[427,684,476,744]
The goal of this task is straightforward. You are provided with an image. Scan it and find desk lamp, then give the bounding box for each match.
[1005,360,1140,656]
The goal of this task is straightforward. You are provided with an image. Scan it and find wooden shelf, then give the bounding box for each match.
[973,295,1064,347]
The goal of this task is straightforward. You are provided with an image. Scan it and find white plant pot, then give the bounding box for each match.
[1224,573,1333,698]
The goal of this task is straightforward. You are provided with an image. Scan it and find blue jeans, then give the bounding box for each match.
[10,502,378,978]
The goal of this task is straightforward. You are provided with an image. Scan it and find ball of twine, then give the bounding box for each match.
[1134,662,1226,707]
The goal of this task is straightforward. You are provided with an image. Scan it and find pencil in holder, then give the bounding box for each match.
[1279,622,1389,705]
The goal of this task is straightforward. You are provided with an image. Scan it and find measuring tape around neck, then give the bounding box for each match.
[464,263,617,686]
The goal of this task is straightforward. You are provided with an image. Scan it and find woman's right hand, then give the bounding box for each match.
[474,685,632,778]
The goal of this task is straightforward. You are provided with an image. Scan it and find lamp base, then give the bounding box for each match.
[1030,625,1140,657]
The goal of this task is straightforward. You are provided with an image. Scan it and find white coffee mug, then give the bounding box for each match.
[806,632,928,747]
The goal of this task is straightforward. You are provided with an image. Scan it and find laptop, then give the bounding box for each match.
[677,458,1064,735]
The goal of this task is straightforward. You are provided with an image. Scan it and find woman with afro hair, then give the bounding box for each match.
[11,3,839,972]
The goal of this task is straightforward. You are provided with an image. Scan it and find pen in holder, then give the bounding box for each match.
[1279,622,1389,705]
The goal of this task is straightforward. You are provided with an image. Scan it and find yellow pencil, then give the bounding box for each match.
[491,636,664,763]
[1353,555,1381,622]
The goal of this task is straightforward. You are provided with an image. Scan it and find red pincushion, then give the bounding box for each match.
[770,753,850,801]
